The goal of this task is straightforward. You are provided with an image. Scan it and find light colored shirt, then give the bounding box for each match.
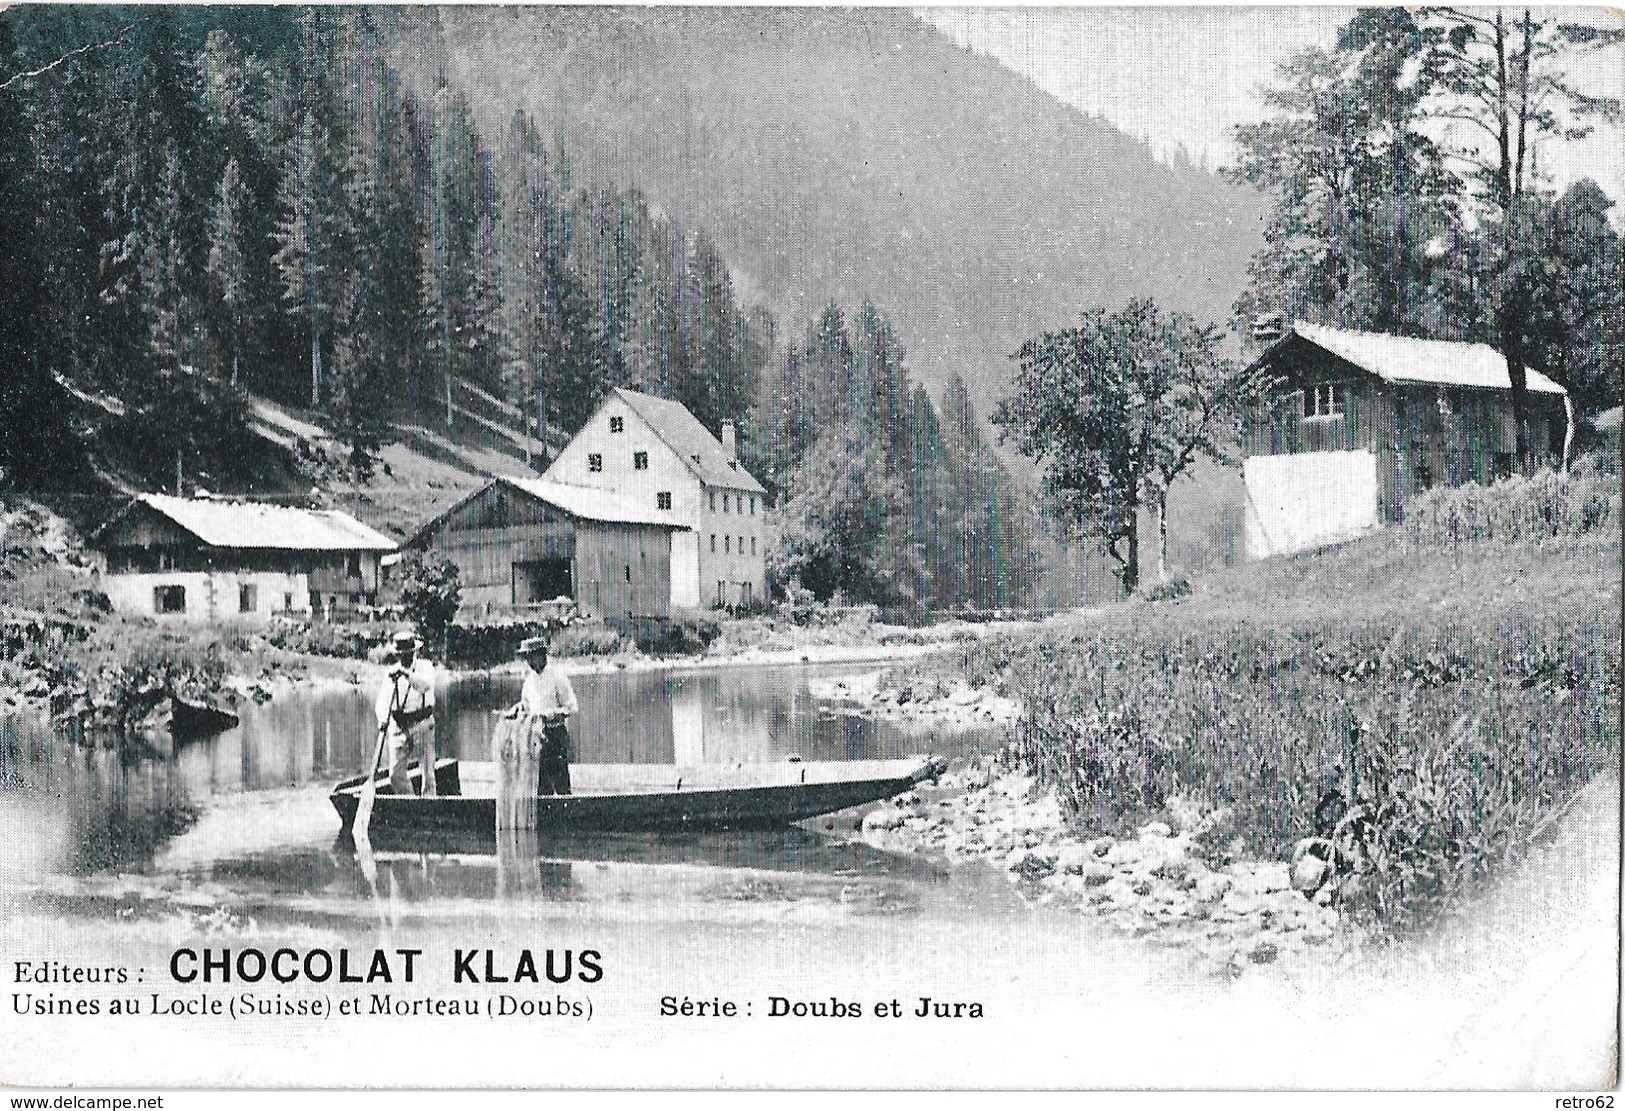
[376,657,437,739]
[519,664,578,720]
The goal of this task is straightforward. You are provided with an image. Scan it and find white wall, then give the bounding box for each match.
[1244,450,1380,559]
[670,529,701,607]
[100,570,310,623]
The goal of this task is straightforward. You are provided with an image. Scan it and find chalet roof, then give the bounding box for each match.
[498,476,690,529]
[98,494,397,551]
[405,476,689,547]
[611,388,767,494]
[1277,323,1567,396]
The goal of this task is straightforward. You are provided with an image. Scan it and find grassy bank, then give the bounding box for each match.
[902,475,1620,936]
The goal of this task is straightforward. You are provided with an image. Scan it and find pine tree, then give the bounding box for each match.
[205,157,250,386]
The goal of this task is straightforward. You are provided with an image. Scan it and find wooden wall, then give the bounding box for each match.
[416,482,675,619]
[1245,350,1567,522]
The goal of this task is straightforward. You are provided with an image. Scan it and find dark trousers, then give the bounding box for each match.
[537,724,572,796]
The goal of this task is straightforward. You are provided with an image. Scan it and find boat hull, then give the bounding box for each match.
[331,757,942,835]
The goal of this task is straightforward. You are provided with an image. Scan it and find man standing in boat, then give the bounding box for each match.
[514,635,577,795]
[377,629,438,796]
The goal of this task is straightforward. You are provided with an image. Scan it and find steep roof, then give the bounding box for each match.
[498,476,689,528]
[1278,323,1567,396]
[100,494,397,551]
[405,476,689,547]
[612,388,767,494]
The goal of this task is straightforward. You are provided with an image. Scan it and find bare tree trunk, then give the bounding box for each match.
[1122,520,1140,596]
[1562,393,1575,473]
[1153,484,1169,584]
[175,448,183,496]
[310,326,322,408]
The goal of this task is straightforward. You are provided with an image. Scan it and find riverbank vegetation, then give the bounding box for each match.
[896,469,1620,937]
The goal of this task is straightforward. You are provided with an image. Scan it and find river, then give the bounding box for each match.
[3,661,1606,1088]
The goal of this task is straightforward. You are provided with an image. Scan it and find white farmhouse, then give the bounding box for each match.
[544,388,768,610]
[89,494,397,623]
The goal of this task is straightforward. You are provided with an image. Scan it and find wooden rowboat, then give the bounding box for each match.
[330,755,944,836]
[168,694,240,739]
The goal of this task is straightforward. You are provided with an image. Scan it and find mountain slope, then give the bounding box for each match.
[398,7,1266,418]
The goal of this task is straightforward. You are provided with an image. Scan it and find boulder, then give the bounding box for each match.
[1104,841,1143,867]
[1192,872,1233,903]
[1054,843,1093,875]
[1079,861,1115,887]
[862,807,907,833]
[1005,846,1055,879]
[1138,820,1173,839]
[1085,836,1116,858]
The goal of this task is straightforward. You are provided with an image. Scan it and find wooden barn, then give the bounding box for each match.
[1241,323,1570,557]
[406,476,689,624]
[90,494,397,623]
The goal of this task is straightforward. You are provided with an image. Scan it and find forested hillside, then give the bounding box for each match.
[407,7,1267,420]
[0,6,1105,612]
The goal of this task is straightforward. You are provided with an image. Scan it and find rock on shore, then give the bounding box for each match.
[810,670,1019,731]
[858,760,1358,979]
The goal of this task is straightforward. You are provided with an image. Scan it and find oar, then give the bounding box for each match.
[353,722,389,841]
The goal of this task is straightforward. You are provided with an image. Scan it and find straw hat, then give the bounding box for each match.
[517,635,550,658]
[392,629,422,652]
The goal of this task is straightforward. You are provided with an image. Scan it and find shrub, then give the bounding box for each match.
[1404,468,1620,546]
[634,615,721,656]
[396,553,462,651]
[446,617,619,667]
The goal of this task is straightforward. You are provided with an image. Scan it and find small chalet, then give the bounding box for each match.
[406,476,689,626]
[1242,323,1570,557]
[543,388,768,610]
[91,494,397,623]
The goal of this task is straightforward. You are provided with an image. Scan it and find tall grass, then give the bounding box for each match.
[960,606,1619,936]
[1404,465,1620,546]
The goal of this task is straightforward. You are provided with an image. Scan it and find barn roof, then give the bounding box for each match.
[611,388,767,494]
[1273,323,1567,395]
[98,494,397,551]
[499,476,690,528]
[405,476,689,547]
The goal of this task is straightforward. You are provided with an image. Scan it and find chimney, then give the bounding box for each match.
[720,420,737,460]
[1250,312,1285,347]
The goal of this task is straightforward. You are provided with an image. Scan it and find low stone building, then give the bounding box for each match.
[406,476,689,625]
[1242,324,1570,557]
[90,494,397,623]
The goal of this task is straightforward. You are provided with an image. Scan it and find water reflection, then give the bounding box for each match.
[1,661,1001,896]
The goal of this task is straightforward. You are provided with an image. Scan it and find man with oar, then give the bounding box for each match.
[375,628,439,797]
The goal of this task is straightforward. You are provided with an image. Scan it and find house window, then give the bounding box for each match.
[725,535,731,554]
[1302,382,1346,419]
[283,592,293,612]
[723,493,730,513]
[717,581,726,606]
[709,490,716,512]
[346,552,361,577]
[625,564,632,583]
[657,491,672,510]
[588,453,603,473]
[710,534,716,553]
[609,416,624,434]
[742,582,752,608]
[749,496,755,516]
[154,585,186,614]
[238,584,257,614]
[633,451,648,470]
[750,536,756,556]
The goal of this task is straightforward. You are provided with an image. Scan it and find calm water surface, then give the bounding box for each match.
[0,661,1012,929]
